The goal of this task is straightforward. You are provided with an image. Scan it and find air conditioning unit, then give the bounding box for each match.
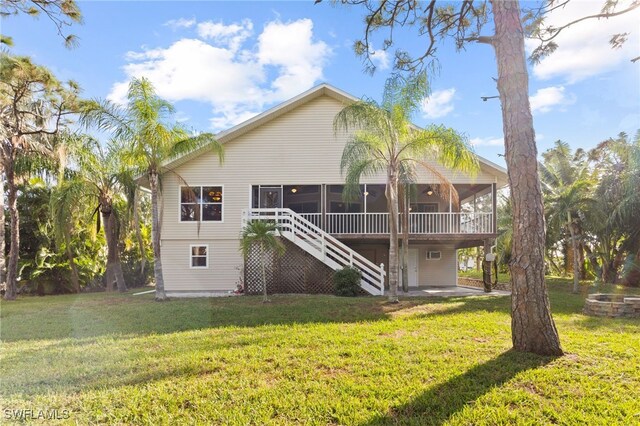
[426,251,441,260]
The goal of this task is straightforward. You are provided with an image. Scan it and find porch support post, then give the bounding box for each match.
[321,184,326,231]
[491,183,497,234]
[364,184,367,234]
[449,187,453,233]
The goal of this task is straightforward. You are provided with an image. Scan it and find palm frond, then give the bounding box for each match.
[401,125,479,175]
[382,72,429,117]
[167,132,224,165]
[240,220,285,257]
[79,98,133,141]
[333,100,391,140]
[50,178,94,243]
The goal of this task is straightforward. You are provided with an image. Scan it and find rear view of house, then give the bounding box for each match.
[153,84,508,297]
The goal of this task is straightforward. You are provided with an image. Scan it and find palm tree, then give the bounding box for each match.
[399,184,410,293]
[588,132,640,286]
[0,54,80,300]
[334,74,478,302]
[81,77,223,301]
[240,220,285,302]
[51,135,130,293]
[540,140,594,293]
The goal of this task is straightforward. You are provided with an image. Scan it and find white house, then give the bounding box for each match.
[147,84,508,297]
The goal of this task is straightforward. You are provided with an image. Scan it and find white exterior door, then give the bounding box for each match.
[408,249,419,287]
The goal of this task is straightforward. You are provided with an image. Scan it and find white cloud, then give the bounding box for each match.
[257,19,331,102]
[470,136,503,147]
[421,88,456,119]
[530,85,575,113]
[527,1,640,83]
[471,134,546,147]
[164,18,196,31]
[108,19,331,130]
[196,19,253,52]
[370,48,389,71]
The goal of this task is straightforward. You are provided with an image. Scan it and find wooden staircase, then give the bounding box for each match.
[242,208,386,295]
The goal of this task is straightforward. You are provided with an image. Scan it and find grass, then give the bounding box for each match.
[1,279,639,425]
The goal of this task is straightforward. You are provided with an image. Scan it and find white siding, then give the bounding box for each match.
[161,239,242,291]
[417,246,457,287]
[159,94,500,291]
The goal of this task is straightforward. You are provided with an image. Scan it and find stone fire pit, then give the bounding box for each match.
[583,294,640,318]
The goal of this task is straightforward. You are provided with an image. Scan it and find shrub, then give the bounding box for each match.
[121,248,154,288]
[333,266,361,297]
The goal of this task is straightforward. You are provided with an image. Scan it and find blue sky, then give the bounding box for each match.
[4,1,639,167]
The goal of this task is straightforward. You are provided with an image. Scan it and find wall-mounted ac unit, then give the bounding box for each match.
[426,251,441,260]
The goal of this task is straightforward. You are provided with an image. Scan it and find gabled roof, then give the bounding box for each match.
[160,83,508,182]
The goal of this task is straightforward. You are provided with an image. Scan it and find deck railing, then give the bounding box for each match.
[298,213,323,229]
[323,212,493,235]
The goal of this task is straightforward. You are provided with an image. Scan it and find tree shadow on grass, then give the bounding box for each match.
[363,349,556,426]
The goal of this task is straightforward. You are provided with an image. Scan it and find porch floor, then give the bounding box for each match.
[400,286,510,297]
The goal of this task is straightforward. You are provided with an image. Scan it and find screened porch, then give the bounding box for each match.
[250,183,496,236]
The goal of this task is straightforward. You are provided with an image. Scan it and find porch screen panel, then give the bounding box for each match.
[326,185,364,233]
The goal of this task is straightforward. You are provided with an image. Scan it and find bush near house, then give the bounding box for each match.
[333,266,362,296]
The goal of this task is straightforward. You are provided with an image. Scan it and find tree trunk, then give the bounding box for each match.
[102,203,127,293]
[567,213,580,293]
[611,249,625,284]
[564,241,573,277]
[400,185,409,293]
[0,167,5,290]
[64,230,81,293]
[577,229,586,280]
[491,0,562,356]
[386,169,399,302]
[133,189,146,276]
[483,239,492,293]
[105,262,115,292]
[4,166,19,301]
[601,256,612,283]
[149,172,166,301]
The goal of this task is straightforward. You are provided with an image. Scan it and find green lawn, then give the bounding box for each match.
[1,280,639,425]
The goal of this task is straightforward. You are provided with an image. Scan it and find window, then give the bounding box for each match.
[190,245,208,268]
[181,186,223,222]
[426,251,441,260]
